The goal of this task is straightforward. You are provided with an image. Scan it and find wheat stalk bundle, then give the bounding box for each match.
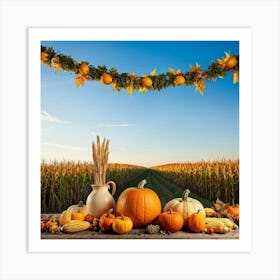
[92,136,110,185]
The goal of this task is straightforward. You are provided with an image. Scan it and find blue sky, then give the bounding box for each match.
[41,41,239,167]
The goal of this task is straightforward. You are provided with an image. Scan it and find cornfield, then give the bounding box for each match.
[41,160,145,213]
[41,159,239,213]
[152,159,239,205]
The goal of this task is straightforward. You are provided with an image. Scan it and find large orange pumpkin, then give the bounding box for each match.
[116,179,161,227]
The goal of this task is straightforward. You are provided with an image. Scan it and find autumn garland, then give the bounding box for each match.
[41,45,239,96]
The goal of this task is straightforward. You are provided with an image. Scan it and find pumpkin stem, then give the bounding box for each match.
[196,209,201,214]
[78,201,84,207]
[106,208,114,218]
[168,208,173,215]
[182,189,190,201]
[138,179,147,189]
[120,215,125,220]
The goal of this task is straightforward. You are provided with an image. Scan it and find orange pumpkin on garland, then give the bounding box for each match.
[174,75,185,86]
[79,63,90,75]
[225,56,238,70]
[141,77,153,87]
[116,179,161,227]
[101,73,113,85]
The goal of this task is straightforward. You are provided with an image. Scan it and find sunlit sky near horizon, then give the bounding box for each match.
[41,41,239,167]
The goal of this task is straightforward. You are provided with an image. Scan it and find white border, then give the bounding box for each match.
[28,27,252,253]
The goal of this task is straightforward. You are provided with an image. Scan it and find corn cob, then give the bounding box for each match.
[61,220,90,233]
[205,217,234,234]
[217,218,238,230]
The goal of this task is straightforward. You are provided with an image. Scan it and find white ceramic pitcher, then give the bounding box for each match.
[85,181,116,217]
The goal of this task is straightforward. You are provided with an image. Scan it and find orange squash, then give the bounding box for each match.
[71,210,85,221]
[187,209,206,233]
[158,208,184,233]
[116,179,161,227]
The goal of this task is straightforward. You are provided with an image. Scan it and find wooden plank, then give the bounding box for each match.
[41,228,239,239]
[41,214,239,239]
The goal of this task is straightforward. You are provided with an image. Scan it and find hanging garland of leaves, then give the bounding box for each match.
[41,45,239,96]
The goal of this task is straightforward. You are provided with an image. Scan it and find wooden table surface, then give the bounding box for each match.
[41,228,239,239]
[41,214,239,239]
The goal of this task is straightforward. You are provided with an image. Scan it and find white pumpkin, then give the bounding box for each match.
[67,201,88,216]
[163,189,205,227]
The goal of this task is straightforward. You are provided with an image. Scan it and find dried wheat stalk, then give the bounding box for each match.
[92,136,110,185]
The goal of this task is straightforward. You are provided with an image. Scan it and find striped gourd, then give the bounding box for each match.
[61,220,90,233]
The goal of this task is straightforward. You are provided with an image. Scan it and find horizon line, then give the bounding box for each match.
[40,157,240,169]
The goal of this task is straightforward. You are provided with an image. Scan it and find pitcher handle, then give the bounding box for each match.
[107,181,116,196]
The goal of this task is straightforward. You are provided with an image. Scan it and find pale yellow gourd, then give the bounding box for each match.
[58,210,72,226]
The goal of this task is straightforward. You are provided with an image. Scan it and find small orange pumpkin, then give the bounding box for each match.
[99,209,116,231]
[116,179,161,227]
[158,208,184,233]
[187,209,206,233]
[226,205,239,216]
